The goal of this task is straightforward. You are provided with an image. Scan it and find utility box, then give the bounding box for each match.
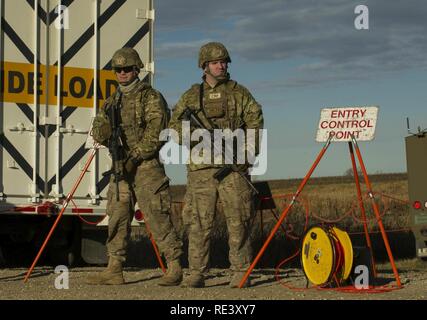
[0,0,154,265]
[405,131,427,259]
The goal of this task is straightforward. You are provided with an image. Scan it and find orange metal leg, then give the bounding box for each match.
[269,209,293,236]
[348,142,377,278]
[139,212,166,273]
[239,137,333,288]
[351,135,401,287]
[24,145,100,282]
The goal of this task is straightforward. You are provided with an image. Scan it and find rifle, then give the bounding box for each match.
[179,107,258,195]
[106,89,124,201]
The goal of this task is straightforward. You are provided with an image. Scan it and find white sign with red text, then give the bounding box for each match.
[316,106,379,142]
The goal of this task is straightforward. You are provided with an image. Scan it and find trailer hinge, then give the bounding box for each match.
[27,183,40,203]
[51,184,65,202]
[88,194,101,205]
[136,9,155,20]
[9,123,35,134]
[29,194,40,204]
[145,61,155,74]
[60,124,89,135]
[7,160,19,169]
[0,192,5,201]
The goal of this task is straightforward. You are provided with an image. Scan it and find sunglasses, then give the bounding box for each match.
[114,66,135,73]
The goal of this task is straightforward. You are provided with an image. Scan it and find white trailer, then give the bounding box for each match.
[0,0,154,265]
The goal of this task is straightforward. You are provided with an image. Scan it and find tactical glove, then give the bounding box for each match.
[129,146,157,162]
[92,116,112,143]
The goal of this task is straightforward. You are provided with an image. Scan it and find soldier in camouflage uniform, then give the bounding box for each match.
[87,48,183,286]
[169,42,264,288]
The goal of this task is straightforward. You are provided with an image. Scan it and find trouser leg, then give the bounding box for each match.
[218,172,254,272]
[106,178,134,262]
[134,163,183,263]
[187,169,218,275]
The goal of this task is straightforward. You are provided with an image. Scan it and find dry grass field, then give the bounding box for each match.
[163,172,413,269]
[2,173,425,301]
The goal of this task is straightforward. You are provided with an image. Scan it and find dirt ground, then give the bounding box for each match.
[0,259,426,300]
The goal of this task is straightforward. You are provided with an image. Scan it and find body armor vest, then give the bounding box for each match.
[108,81,147,154]
[194,80,243,131]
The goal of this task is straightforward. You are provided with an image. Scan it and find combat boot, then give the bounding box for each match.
[158,259,183,286]
[229,272,251,288]
[86,257,124,285]
[181,272,205,288]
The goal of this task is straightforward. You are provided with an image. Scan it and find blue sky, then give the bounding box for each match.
[151,0,427,185]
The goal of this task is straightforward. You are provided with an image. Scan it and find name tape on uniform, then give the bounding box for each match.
[316,106,379,142]
[0,61,119,108]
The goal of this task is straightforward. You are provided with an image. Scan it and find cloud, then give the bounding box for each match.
[155,0,427,87]
[156,39,210,59]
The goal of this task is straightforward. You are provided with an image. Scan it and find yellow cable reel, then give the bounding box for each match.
[301,225,353,286]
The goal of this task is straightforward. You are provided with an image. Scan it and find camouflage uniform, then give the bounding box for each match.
[98,81,183,263]
[169,42,263,287]
[88,48,183,285]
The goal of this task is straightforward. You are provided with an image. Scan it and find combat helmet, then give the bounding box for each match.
[198,42,231,68]
[112,47,144,69]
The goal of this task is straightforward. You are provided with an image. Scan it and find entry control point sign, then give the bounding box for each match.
[316,106,379,142]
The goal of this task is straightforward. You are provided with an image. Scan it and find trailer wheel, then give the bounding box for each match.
[48,246,79,267]
[47,218,82,267]
[0,245,5,267]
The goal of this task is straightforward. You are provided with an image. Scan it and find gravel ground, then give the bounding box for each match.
[1,261,426,300]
